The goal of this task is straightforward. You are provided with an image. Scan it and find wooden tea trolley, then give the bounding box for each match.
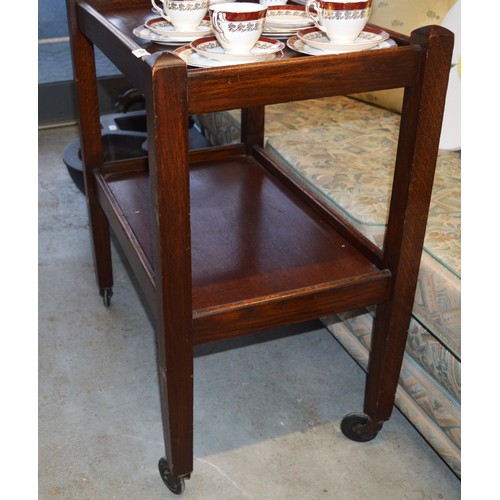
[66,0,453,493]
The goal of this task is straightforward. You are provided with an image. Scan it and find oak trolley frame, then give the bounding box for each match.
[66,0,453,493]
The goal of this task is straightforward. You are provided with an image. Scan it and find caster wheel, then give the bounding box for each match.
[341,412,382,443]
[99,288,113,307]
[158,457,185,495]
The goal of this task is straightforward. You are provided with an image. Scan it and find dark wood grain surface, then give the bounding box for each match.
[67,0,454,483]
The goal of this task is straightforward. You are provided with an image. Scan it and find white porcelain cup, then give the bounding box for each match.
[151,0,209,31]
[305,0,372,43]
[209,2,267,55]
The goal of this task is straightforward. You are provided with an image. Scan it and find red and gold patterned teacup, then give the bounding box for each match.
[209,2,268,55]
[305,0,372,43]
[151,0,209,31]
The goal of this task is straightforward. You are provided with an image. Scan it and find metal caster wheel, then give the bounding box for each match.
[341,412,383,443]
[158,457,185,495]
[99,288,113,307]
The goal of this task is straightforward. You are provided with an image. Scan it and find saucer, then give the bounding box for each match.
[287,35,397,56]
[297,27,390,52]
[262,28,299,38]
[264,5,313,30]
[152,0,234,7]
[173,44,284,67]
[133,25,208,45]
[190,36,284,62]
[145,18,212,37]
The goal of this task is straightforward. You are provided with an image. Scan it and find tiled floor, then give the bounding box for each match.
[38,125,461,499]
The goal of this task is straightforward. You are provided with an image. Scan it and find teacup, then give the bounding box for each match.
[151,0,209,31]
[305,0,372,43]
[209,2,267,55]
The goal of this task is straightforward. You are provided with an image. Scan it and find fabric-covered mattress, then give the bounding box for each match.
[197,95,461,475]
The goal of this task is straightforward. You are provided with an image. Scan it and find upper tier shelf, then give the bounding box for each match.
[75,2,422,114]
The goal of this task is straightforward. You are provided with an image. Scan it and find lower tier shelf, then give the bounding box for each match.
[97,152,392,342]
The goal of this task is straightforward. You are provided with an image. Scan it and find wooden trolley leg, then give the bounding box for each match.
[340,298,414,442]
[156,316,193,495]
[144,53,194,492]
[241,106,265,155]
[341,25,454,442]
[340,301,411,442]
[66,1,113,305]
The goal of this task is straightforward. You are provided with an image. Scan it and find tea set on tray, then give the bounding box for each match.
[132,0,395,67]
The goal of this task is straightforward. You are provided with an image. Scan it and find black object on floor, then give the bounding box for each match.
[63,110,148,194]
[63,110,210,194]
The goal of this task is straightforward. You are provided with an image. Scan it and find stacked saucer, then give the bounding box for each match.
[133,18,213,45]
[173,36,285,68]
[262,5,314,38]
[287,26,394,55]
